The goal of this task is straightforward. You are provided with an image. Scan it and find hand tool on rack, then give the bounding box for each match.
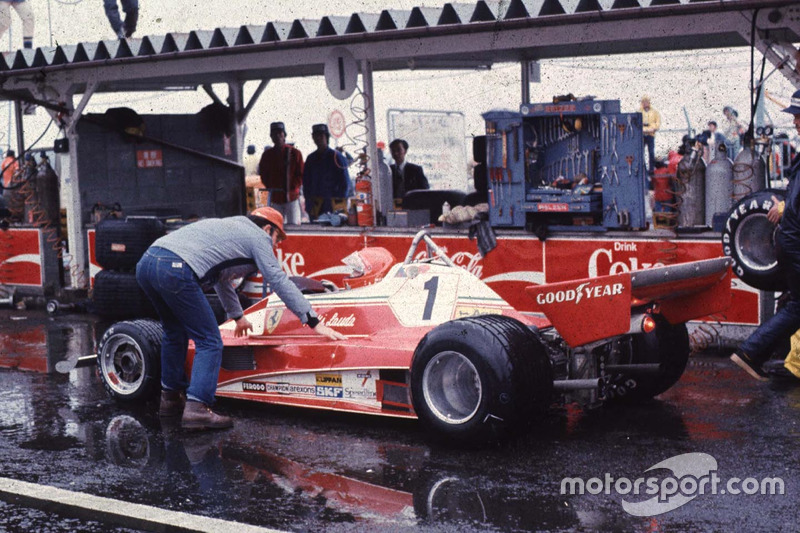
[501,128,509,202]
[610,165,619,185]
[583,149,590,174]
[625,155,634,176]
[601,165,609,184]
[601,116,609,154]
[610,126,620,164]
[627,115,634,139]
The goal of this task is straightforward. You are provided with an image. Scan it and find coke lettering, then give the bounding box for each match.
[588,248,664,278]
[450,251,484,278]
[275,249,306,276]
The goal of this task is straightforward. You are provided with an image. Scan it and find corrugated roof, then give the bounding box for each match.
[0,0,794,93]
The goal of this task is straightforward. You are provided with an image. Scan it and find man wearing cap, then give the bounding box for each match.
[389,139,429,207]
[136,207,346,430]
[302,124,353,220]
[258,122,304,225]
[731,91,800,381]
[640,96,660,175]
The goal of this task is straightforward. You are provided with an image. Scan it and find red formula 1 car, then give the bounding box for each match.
[98,230,732,443]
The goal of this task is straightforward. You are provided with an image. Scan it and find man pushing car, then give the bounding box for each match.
[136,207,346,430]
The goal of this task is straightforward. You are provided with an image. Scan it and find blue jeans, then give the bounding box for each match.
[644,135,656,174]
[136,247,223,405]
[103,0,138,32]
[739,238,800,363]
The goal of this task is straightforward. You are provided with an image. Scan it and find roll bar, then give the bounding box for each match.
[403,229,456,268]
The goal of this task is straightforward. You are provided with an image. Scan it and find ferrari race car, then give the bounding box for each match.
[98,230,732,443]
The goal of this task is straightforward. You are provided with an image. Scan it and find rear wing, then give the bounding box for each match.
[525,257,733,347]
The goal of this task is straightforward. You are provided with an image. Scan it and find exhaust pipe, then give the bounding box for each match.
[552,378,601,391]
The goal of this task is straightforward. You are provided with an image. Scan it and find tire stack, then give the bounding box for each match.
[92,217,165,319]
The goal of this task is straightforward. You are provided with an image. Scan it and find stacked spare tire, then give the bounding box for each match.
[92,217,166,319]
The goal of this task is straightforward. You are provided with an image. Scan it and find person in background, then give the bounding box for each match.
[0,0,33,48]
[730,90,800,381]
[722,106,743,158]
[302,124,353,220]
[103,0,138,40]
[258,122,304,226]
[136,207,346,430]
[243,145,259,179]
[705,121,727,161]
[639,96,660,175]
[1,150,18,194]
[389,138,429,207]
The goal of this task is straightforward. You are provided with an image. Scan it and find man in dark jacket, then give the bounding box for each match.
[389,139,429,206]
[731,90,800,381]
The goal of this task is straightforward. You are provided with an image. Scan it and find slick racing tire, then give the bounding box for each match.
[104,415,165,470]
[410,315,553,444]
[95,217,166,271]
[97,319,163,402]
[606,315,690,403]
[92,270,157,319]
[722,189,786,292]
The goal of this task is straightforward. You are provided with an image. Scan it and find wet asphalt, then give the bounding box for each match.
[0,308,797,532]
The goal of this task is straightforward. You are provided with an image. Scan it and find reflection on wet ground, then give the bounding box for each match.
[0,309,798,531]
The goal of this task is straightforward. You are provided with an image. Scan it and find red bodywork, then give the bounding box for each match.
[184,239,732,420]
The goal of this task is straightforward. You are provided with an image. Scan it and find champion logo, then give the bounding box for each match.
[536,282,624,305]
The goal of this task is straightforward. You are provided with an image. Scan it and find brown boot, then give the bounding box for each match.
[181,400,233,430]
[159,389,186,417]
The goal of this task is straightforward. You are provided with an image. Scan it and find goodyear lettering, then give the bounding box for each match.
[316,386,343,398]
[535,282,624,305]
[265,383,316,395]
[316,373,342,386]
[242,381,266,392]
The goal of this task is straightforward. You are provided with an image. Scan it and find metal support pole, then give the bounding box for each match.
[13,100,24,158]
[360,59,380,222]
[521,60,531,105]
[227,81,244,164]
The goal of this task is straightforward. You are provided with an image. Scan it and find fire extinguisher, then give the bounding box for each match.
[355,173,374,227]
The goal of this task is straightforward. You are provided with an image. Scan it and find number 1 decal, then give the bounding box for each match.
[423,276,439,320]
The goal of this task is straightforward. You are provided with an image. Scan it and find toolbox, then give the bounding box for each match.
[482,98,645,231]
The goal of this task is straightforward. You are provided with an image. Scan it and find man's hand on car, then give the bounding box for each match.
[234,316,253,337]
[313,322,347,341]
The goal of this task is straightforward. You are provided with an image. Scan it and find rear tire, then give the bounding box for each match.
[97,319,163,402]
[722,189,786,291]
[410,315,553,444]
[606,316,690,403]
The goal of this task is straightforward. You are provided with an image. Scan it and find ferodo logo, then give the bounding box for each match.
[535,281,624,305]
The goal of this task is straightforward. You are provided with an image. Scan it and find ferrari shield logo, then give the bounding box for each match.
[264,308,284,334]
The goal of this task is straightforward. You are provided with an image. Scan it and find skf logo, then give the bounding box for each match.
[536,282,624,305]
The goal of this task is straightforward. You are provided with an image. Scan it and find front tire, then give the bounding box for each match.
[410,315,553,444]
[97,319,163,402]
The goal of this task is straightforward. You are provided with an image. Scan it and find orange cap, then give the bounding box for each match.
[250,207,287,241]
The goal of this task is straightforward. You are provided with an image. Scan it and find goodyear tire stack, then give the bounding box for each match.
[91,217,165,319]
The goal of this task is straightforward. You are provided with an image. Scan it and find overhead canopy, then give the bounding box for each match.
[0,0,797,96]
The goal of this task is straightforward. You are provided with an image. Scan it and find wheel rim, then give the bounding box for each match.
[100,333,146,396]
[734,213,778,272]
[422,351,482,425]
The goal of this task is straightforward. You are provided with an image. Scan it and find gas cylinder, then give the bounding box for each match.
[677,142,706,227]
[732,143,766,201]
[704,146,734,228]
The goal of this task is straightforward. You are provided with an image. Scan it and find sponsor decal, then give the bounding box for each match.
[343,387,377,400]
[316,386,344,398]
[535,281,624,305]
[316,373,342,386]
[538,203,569,212]
[357,371,372,386]
[588,248,664,278]
[315,373,343,398]
[242,381,266,392]
[110,243,126,252]
[454,305,501,318]
[318,312,356,328]
[264,308,284,334]
[264,382,316,395]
